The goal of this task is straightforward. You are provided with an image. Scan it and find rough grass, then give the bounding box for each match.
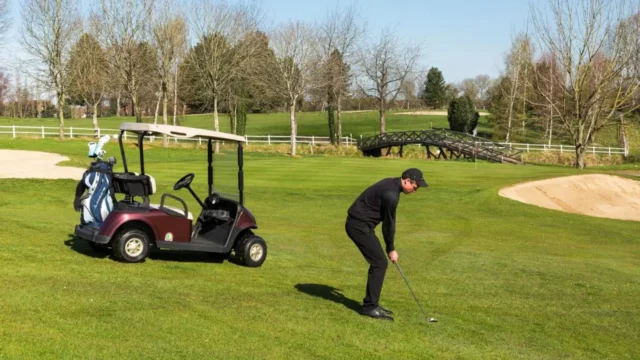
[0,137,638,359]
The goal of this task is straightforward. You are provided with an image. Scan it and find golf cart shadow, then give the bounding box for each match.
[147,249,232,264]
[295,283,361,314]
[64,234,112,260]
[65,234,236,264]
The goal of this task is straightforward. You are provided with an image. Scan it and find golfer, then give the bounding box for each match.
[345,168,427,320]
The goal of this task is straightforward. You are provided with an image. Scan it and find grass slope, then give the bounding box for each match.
[0,111,495,139]
[0,138,638,359]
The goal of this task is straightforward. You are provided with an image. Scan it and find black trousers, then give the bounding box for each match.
[345,216,388,310]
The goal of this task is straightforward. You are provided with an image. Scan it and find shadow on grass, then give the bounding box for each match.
[64,234,230,264]
[148,249,228,264]
[295,283,361,314]
[64,234,112,259]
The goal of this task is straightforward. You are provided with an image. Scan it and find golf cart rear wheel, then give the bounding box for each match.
[235,234,267,267]
[113,229,150,263]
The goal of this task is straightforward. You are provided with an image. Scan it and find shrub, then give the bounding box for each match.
[447,95,476,133]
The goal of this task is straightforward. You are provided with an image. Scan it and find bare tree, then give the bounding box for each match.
[531,52,562,145]
[474,74,491,109]
[21,0,80,138]
[530,0,640,168]
[97,0,155,123]
[187,0,262,152]
[0,0,10,45]
[67,31,109,134]
[152,0,186,145]
[318,3,365,144]
[268,21,322,156]
[500,33,532,142]
[356,27,422,133]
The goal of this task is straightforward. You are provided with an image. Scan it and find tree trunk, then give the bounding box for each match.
[575,146,586,169]
[337,92,343,146]
[162,86,169,148]
[116,93,121,117]
[57,93,65,139]
[132,93,141,123]
[154,91,161,125]
[92,102,99,137]
[290,100,297,156]
[213,95,220,153]
[619,115,628,157]
[173,66,178,126]
[379,98,386,134]
[327,105,335,145]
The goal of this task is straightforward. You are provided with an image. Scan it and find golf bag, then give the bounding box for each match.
[74,135,116,226]
[75,159,116,226]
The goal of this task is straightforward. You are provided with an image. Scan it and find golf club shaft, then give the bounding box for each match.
[395,262,429,320]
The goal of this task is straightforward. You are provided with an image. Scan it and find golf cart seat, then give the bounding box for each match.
[112,172,156,198]
[150,203,194,220]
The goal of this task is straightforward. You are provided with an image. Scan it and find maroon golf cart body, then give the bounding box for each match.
[74,123,267,267]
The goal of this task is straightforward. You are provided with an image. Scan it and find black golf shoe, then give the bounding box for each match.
[378,305,393,315]
[361,307,394,321]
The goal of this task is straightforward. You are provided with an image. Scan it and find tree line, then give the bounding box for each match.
[0,0,639,166]
[0,0,429,156]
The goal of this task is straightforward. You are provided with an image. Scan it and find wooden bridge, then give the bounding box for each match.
[357,129,524,164]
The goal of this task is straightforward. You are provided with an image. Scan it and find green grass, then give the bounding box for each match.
[0,138,639,359]
[0,110,493,139]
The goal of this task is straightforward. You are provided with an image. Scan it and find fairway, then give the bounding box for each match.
[0,138,638,359]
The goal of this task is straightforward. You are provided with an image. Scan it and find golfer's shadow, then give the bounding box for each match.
[294,283,361,313]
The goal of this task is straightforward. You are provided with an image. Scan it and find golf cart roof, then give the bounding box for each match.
[119,123,246,142]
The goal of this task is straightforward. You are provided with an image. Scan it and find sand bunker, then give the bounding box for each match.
[499,174,640,221]
[394,110,490,116]
[0,150,85,180]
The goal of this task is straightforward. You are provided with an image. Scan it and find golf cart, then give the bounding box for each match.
[73,122,267,267]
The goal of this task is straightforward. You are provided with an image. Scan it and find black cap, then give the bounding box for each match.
[402,168,428,188]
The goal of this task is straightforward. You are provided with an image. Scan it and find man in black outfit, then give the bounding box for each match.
[345,168,428,321]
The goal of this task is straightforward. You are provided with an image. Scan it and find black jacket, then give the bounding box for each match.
[347,177,401,252]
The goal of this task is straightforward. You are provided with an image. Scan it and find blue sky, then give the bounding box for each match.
[260,0,537,83]
[1,0,538,85]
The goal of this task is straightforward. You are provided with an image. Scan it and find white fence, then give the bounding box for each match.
[492,142,628,156]
[0,125,357,146]
[0,125,628,155]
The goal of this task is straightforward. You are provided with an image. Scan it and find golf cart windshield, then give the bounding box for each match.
[117,123,246,204]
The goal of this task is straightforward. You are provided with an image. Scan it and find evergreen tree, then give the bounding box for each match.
[423,67,446,109]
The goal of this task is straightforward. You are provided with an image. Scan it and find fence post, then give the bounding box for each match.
[608,147,611,156]
[592,146,595,155]
[312,136,315,146]
[199,137,202,145]
[527,143,529,152]
[12,125,15,138]
[560,145,563,154]
[268,135,271,145]
[70,127,73,138]
[42,126,45,138]
[124,132,127,141]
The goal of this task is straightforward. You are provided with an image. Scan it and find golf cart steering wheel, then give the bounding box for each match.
[174,173,195,191]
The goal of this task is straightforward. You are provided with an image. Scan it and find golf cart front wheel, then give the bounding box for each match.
[113,229,150,263]
[235,234,267,267]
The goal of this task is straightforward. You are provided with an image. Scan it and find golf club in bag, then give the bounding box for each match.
[395,262,437,323]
